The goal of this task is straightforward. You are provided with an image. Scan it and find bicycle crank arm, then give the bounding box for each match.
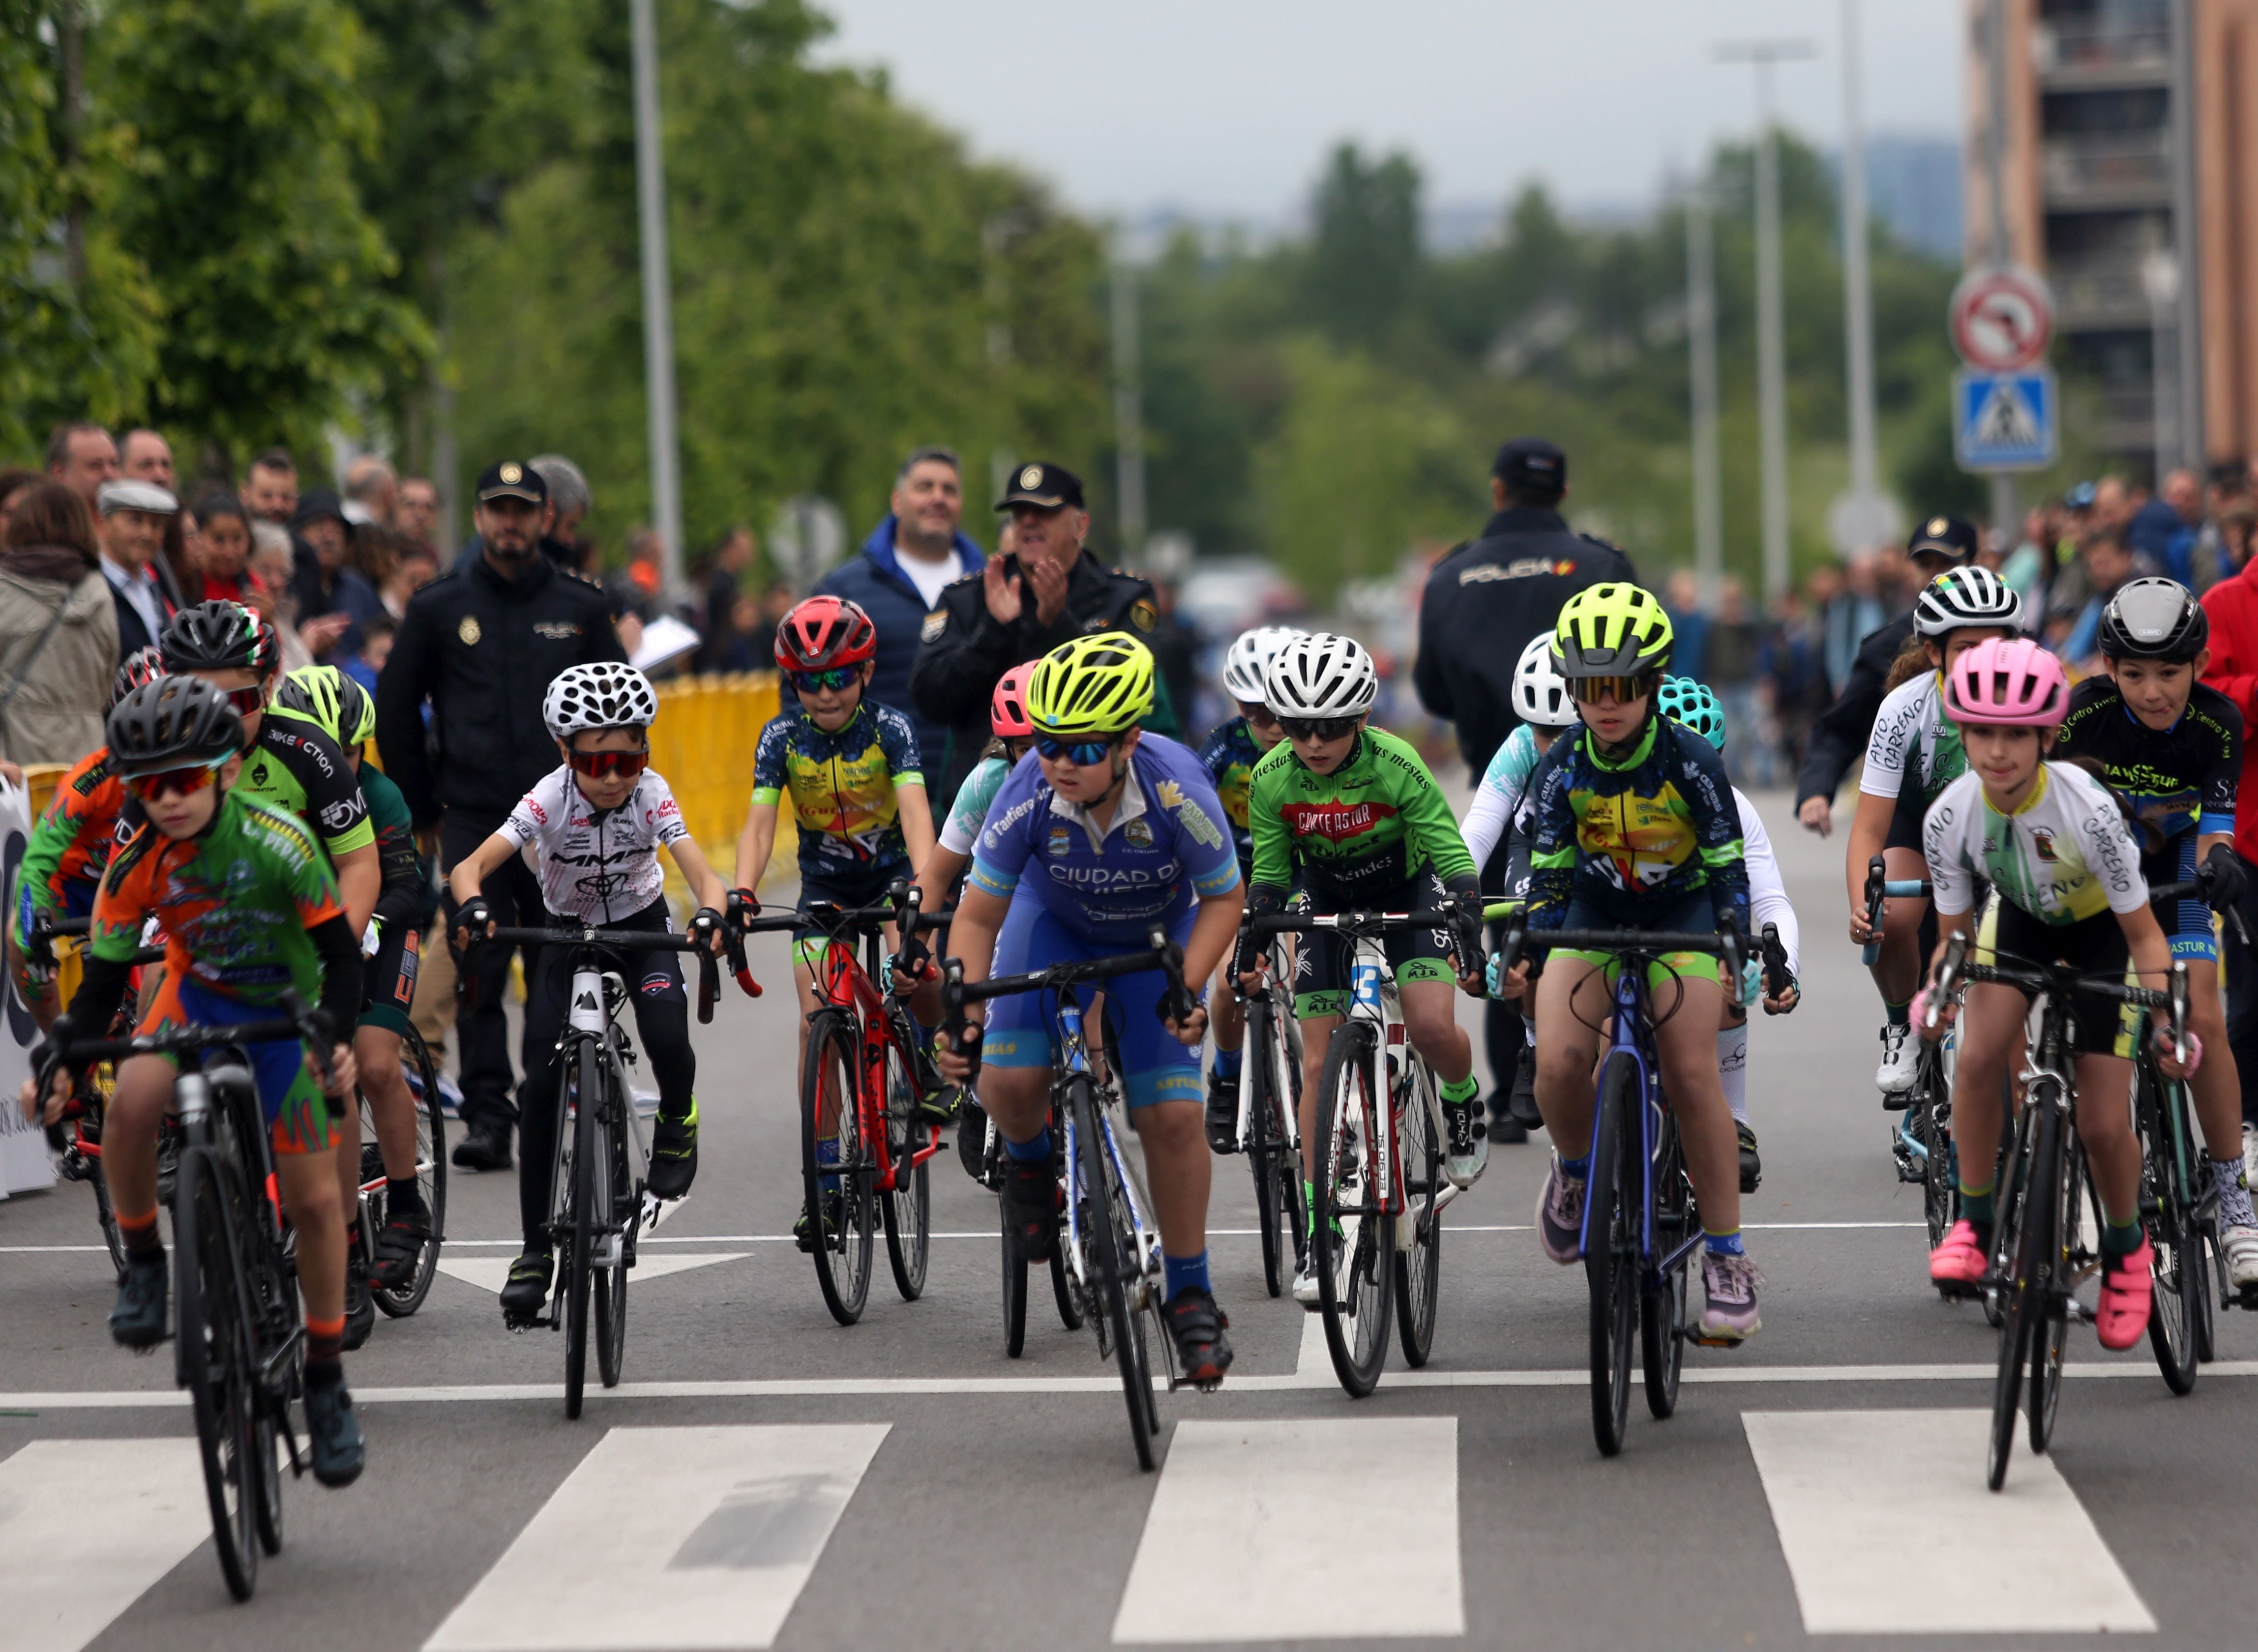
[639,1188,688,1234]
[257,1324,305,1390]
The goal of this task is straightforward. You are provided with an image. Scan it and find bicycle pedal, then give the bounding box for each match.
[1686,1332,1747,1350]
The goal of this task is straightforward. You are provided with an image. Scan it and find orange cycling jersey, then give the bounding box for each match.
[14,747,133,947]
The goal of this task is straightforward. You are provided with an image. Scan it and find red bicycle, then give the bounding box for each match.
[741,884,945,1325]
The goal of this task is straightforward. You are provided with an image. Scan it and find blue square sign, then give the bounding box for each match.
[1955,368,2057,472]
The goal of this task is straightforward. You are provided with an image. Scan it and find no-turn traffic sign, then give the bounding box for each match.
[1949,266,2054,373]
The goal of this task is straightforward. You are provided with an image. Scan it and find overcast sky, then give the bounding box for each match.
[813,0,1966,224]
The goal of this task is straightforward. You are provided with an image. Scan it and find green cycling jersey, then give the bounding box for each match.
[1247,726,1476,905]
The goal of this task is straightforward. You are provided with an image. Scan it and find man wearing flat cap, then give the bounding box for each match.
[909,461,1173,802]
[97,477,180,661]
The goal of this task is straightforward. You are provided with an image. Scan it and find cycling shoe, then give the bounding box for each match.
[1163,1287,1234,1386]
[110,1251,169,1348]
[303,1372,366,1488]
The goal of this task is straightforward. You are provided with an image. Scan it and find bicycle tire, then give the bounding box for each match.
[594,1079,630,1390]
[1587,1051,1638,1457]
[564,1038,599,1420]
[2194,1227,2219,1363]
[2031,1129,2084,1453]
[801,1011,874,1326]
[2142,1066,2200,1395]
[91,1149,130,1285]
[1642,1121,1692,1419]
[1989,1094,2054,1491]
[1049,1240,1082,1329]
[1395,1073,1442,1368]
[1072,1075,1156,1471]
[1917,1063,1956,1250]
[1246,992,1289,1298]
[881,1039,930,1301]
[1981,1101,2022,1331]
[174,1145,262,1600]
[1314,1020,1392,1398]
[373,1027,447,1317]
[1000,1193,1028,1357]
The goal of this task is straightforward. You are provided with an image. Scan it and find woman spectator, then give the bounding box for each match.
[0,482,121,764]
[186,492,266,606]
[0,469,42,526]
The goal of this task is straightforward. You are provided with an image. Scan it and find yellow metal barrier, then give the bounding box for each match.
[648,671,796,899]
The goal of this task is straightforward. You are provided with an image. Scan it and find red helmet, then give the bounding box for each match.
[990,659,1038,738]
[774,594,877,672]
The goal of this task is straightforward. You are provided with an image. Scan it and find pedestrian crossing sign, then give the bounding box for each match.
[1954,368,2057,473]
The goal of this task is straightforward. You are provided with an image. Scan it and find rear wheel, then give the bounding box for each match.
[174,1147,261,1600]
[1917,1070,1957,1250]
[1395,1076,1442,1368]
[1247,993,1302,1298]
[1587,1053,1638,1457]
[1642,1127,1692,1420]
[1072,1078,1156,1471]
[881,1039,930,1301]
[372,1028,447,1317]
[1313,1021,1392,1398]
[802,1012,874,1326]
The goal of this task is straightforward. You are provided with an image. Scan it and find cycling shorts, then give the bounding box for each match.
[1540,890,1725,989]
[979,897,1202,1112]
[793,859,907,967]
[2144,832,2216,965]
[1974,898,2140,1059]
[1292,867,1456,1019]
[138,973,336,1157]
[1885,783,1930,854]
[358,920,419,1037]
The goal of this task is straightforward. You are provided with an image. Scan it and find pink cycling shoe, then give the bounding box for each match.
[2095,1239,2155,1351]
[1928,1219,1989,1296]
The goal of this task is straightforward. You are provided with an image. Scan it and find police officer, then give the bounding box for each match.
[1792,515,1978,837]
[909,461,1172,801]
[375,459,627,1172]
[1413,438,1635,1144]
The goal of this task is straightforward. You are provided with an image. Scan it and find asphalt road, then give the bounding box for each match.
[6,786,2258,1652]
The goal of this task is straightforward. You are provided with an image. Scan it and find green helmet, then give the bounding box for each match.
[274,664,374,749]
[1656,676,1725,750]
[1026,633,1156,738]
[1551,583,1673,678]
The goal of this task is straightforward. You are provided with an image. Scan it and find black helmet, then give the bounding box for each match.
[2096,576,2208,662]
[161,599,278,677]
[109,645,166,711]
[107,676,246,776]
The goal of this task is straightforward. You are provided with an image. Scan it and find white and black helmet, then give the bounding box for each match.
[1913,564,2023,638]
[1220,625,1306,704]
[1511,632,1577,728]
[542,660,659,738]
[1265,632,1378,720]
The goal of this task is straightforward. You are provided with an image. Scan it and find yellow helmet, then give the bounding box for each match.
[1551,583,1673,677]
[1025,632,1156,738]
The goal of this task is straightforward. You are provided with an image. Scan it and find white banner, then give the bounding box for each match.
[0,776,53,1197]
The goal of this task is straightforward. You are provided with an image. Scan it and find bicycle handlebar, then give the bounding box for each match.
[469,923,728,1025]
[1489,914,1743,988]
[937,925,1193,1070]
[35,988,335,1097]
[1931,930,2187,1063]
[1860,855,1934,965]
[26,912,164,969]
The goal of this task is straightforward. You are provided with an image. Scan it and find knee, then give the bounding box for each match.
[1404,1004,1460,1054]
[1133,1101,1203,1156]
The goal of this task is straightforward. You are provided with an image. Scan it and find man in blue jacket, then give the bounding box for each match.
[799,446,986,795]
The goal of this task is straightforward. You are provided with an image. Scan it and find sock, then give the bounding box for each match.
[1440,1072,1480,1106]
[2210,1155,2258,1228]
[1885,999,1910,1028]
[2101,1215,2144,1260]
[1003,1126,1052,1164]
[117,1209,162,1260]
[305,1314,345,1381]
[1305,1180,1318,1241]
[1521,1015,1537,1048]
[1162,1249,1210,1300]
[1558,1150,1590,1180]
[387,1177,424,1217]
[1704,1228,1746,1257]
[1212,1045,1242,1081]
[1717,1025,1749,1125]
[1959,1181,1997,1229]
[817,1137,840,1195]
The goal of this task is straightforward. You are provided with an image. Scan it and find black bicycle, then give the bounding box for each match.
[1230,919,1307,1298]
[349,1024,447,1317]
[37,996,335,1601]
[1861,857,1957,1247]
[473,923,726,1419]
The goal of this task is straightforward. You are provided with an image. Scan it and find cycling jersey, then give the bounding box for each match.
[751,701,923,874]
[1525,712,1749,934]
[969,734,1239,941]
[938,755,1010,857]
[1246,727,1476,907]
[2053,678,2240,847]
[1737,787,1798,976]
[1463,723,1544,869]
[1859,673,1966,805]
[351,763,425,1034]
[498,766,689,924]
[1197,715,1264,875]
[14,746,134,947]
[239,715,376,861]
[1924,762,2148,925]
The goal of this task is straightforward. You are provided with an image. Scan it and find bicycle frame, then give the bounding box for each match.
[546,957,650,1273]
[1575,964,1702,1287]
[1051,993,1167,1322]
[1233,934,1302,1155]
[808,924,941,1196]
[1336,933,1458,1233]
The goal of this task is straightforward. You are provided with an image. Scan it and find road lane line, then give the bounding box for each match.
[1112,1418,1462,1643]
[0,1439,210,1652]
[1743,1409,2154,1633]
[423,1424,887,1652]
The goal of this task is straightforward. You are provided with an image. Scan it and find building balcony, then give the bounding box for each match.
[2048,250,2165,329]
[2041,132,2172,209]
[2032,19,2171,88]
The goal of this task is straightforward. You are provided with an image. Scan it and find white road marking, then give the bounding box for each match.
[0,1439,210,1652]
[434,1253,747,1295]
[423,1424,887,1652]
[1113,1418,1462,1642]
[1292,1304,1329,1380]
[1744,1409,2155,1633]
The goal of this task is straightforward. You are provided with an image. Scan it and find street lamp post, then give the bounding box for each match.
[1111,258,1147,566]
[1686,182,1724,601]
[630,0,684,600]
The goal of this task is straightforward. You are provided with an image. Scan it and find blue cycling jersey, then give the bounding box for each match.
[969,734,1241,939]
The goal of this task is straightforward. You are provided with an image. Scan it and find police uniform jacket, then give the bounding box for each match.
[376,551,626,827]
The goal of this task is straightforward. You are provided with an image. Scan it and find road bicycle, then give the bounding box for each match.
[474,922,726,1418]
[1246,904,1473,1397]
[349,1023,448,1317]
[1229,922,1307,1298]
[38,996,334,1600]
[1862,857,1959,1249]
[1495,911,1787,1457]
[940,926,1195,1472]
[1928,931,2187,1490]
[961,1089,1085,1357]
[741,884,946,1326]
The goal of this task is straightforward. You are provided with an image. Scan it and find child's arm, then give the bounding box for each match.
[894,781,936,871]
[446,832,521,934]
[667,837,730,915]
[733,796,777,895]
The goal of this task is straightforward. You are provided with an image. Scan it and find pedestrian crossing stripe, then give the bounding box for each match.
[433,1253,749,1296]
[0,1439,209,1652]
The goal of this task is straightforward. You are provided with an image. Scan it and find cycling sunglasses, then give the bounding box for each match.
[1238,701,1282,726]
[223,683,268,718]
[1569,672,1659,705]
[791,667,860,695]
[125,759,227,802]
[566,747,650,779]
[1278,714,1360,742]
[1035,736,1116,767]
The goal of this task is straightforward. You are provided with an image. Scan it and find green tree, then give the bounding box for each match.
[1304,143,1422,344]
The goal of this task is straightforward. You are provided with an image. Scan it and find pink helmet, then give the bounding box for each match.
[989,659,1038,739]
[1944,635,2070,728]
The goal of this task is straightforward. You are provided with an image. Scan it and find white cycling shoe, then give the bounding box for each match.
[1874,1022,1919,1094]
[2224,1226,2258,1293]
[1292,1260,1322,1309]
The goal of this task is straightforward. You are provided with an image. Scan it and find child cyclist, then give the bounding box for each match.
[911,659,1040,911]
[1844,567,2023,1097]
[1200,624,1303,1153]
[1919,637,2191,1346]
[2051,580,2258,1286]
[23,676,368,1484]
[931,634,1245,1385]
[1240,632,1488,1307]
[448,662,728,1326]
[1495,584,1762,1341]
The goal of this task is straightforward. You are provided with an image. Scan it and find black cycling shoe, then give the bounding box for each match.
[999,1159,1058,1262]
[451,1120,513,1173]
[646,1109,697,1201]
[1737,1120,1762,1194]
[370,1202,431,1292]
[1486,1099,1528,1145]
[956,1100,990,1182]
[1162,1287,1234,1387]
[1509,1045,1544,1131]
[110,1251,169,1349]
[1204,1074,1241,1155]
[342,1259,376,1351]
[916,1083,961,1127]
[302,1371,366,1488]
[500,1250,553,1328]
[794,1192,842,1254]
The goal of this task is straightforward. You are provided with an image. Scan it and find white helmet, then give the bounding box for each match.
[1265,632,1378,719]
[1913,564,2023,638]
[1220,625,1306,704]
[1511,632,1577,728]
[543,661,658,738]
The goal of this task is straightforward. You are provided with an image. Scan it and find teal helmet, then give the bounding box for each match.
[1656,675,1725,750]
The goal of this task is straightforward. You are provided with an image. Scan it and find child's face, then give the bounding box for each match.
[2108,652,2205,730]
[1928,628,2011,675]
[1574,678,1650,746]
[141,756,241,839]
[800,662,870,731]
[1288,716,1363,776]
[189,666,267,741]
[362,633,393,675]
[560,726,649,810]
[1962,722,2048,800]
[1039,732,1131,802]
[1240,701,1287,750]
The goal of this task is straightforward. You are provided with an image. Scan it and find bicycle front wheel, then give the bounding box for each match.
[563,1039,600,1420]
[1314,1021,1393,1397]
[1072,1076,1157,1471]
[1586,1051,1639,1458]
[174,1146,262,1600]
[1395,1076,1442,1368]
[2141,1072,2201,1394]
[1989,1095,2055,1491]
[881,1037,930,1301]
[373,1027,447,1317]
[594,1087,630,1389]
[1642,1124,1692,1419]
[2031,1131,2086,1454]
[802,1011,874,1326]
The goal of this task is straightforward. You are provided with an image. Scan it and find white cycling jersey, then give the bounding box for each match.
[938,756,1009,858]
[1463,724,1544,869]
[499,765,690,923]
[1923,762,2147,925]
[1860,673,1966,804]
[1737,787,1798,977]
